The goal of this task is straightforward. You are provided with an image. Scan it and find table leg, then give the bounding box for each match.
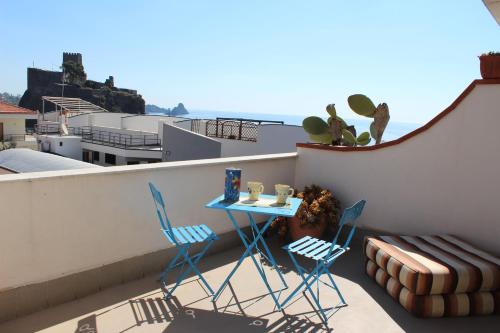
[212,211,287,310]
[246,213,288,289]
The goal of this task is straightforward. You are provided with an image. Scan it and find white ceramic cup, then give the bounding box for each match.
[275,184,294,204]
[248,181,264,201]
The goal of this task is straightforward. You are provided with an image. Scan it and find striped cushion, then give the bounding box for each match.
[364,235,500,295]
[366,259,500,317]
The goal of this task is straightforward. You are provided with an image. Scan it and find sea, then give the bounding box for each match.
[147,109,422,142]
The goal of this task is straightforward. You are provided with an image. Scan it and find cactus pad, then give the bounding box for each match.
[348,94,376,117]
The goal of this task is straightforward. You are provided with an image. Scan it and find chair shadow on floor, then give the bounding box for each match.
[110,277,327,333]
[212,281,328,332]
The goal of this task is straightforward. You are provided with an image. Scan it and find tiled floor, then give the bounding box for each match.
[1,239,499,332]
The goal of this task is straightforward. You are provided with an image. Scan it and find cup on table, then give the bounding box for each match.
[247,181,264,201]
[275,184,294,205]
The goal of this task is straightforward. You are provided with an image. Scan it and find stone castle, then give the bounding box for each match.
[19,52,145,114]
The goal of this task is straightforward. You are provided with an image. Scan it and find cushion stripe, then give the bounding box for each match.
[402,236,479,293]
[365,259,498,317]
[422,235,498,291]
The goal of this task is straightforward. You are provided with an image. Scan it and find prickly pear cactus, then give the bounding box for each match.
[348,94,390,144]
[303,96,387,146]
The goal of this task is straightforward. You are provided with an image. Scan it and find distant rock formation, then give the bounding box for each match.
[146,103,189,116]
[19,52,145,114]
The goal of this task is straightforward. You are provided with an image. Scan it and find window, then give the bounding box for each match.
[59,141,63,147]
[92,151,100,162]
[105,153,116,165]
[82,151,90,162]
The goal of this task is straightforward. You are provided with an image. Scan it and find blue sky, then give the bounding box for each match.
[1,1,498,123]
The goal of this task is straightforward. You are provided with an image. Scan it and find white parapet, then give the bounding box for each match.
[0,153,297,291]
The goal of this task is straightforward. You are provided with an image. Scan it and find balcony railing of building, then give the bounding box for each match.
[34,125,161,150]
[78,127,161,150]
[2,134,34,142]
[205,118,283,142]
[35,123,62,135]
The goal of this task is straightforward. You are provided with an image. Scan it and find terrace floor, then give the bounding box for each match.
[1,239,499,333]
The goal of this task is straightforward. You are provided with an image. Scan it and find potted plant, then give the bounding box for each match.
[479,52,500,79]
[270,185,341,241]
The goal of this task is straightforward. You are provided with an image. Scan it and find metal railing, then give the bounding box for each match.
[34,125,161,150]
[35,123,61,134]
[205,119,258,142]
[2,134,32,142]
[191,119,201,133]
[79,127,161,149]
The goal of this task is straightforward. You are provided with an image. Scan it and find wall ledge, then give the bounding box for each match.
[297,79,500,152]
[0,152,297,183]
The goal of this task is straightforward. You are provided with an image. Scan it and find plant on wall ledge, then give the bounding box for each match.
[303,94,390,146]
[348,94,390,145]
[269,184,341,241]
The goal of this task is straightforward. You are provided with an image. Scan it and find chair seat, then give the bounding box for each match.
[164,224,217,244]
[285,236,341,261]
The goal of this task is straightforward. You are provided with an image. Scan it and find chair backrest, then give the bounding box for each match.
[327,199,366,256]
[148,182,176,243]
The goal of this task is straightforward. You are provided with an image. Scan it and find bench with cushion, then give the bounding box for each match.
[364,235,500,317]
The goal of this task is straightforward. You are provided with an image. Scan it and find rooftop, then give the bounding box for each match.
[0,80,499,332]
[0,148,100,173]
[42,96,109,116]
[0,239,498,333]
[0,101,37,115]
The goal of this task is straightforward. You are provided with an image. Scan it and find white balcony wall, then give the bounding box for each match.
[90,126,156,136]
[121,115,186,133]
[39,135,82,160]
[0,153,296,291]
[295,83,500,255]
[88,113,123,128]
[220,125,308,157]
[162,123,221,161]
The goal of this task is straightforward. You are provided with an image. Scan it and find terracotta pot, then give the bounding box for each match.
[288,216,327,241]
[479,55,500,79]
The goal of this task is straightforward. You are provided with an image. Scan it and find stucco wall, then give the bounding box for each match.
[0,118,26,137]
[0,153,297,290]
[220,124,308,157]
[122,115,185,132]
[162,123,221,161]
[295,83,500,255]
[38,135,82,160]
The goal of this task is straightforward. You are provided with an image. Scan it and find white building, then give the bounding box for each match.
[35,97,308,165]
[0,101,38,149]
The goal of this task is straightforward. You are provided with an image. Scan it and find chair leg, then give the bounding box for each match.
[163,245,191,299]
[159,249,184,283]
[182,239,215,295]
[300,267,329,324]
[280,251,318,307]
[284,255,342,326]
[164,240,216,299]
[323,266,346,305]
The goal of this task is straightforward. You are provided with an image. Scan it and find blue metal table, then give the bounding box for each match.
[206,192,302,309]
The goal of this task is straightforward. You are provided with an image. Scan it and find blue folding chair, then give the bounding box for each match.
[280,200,366,324]
[148,182,219,299]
